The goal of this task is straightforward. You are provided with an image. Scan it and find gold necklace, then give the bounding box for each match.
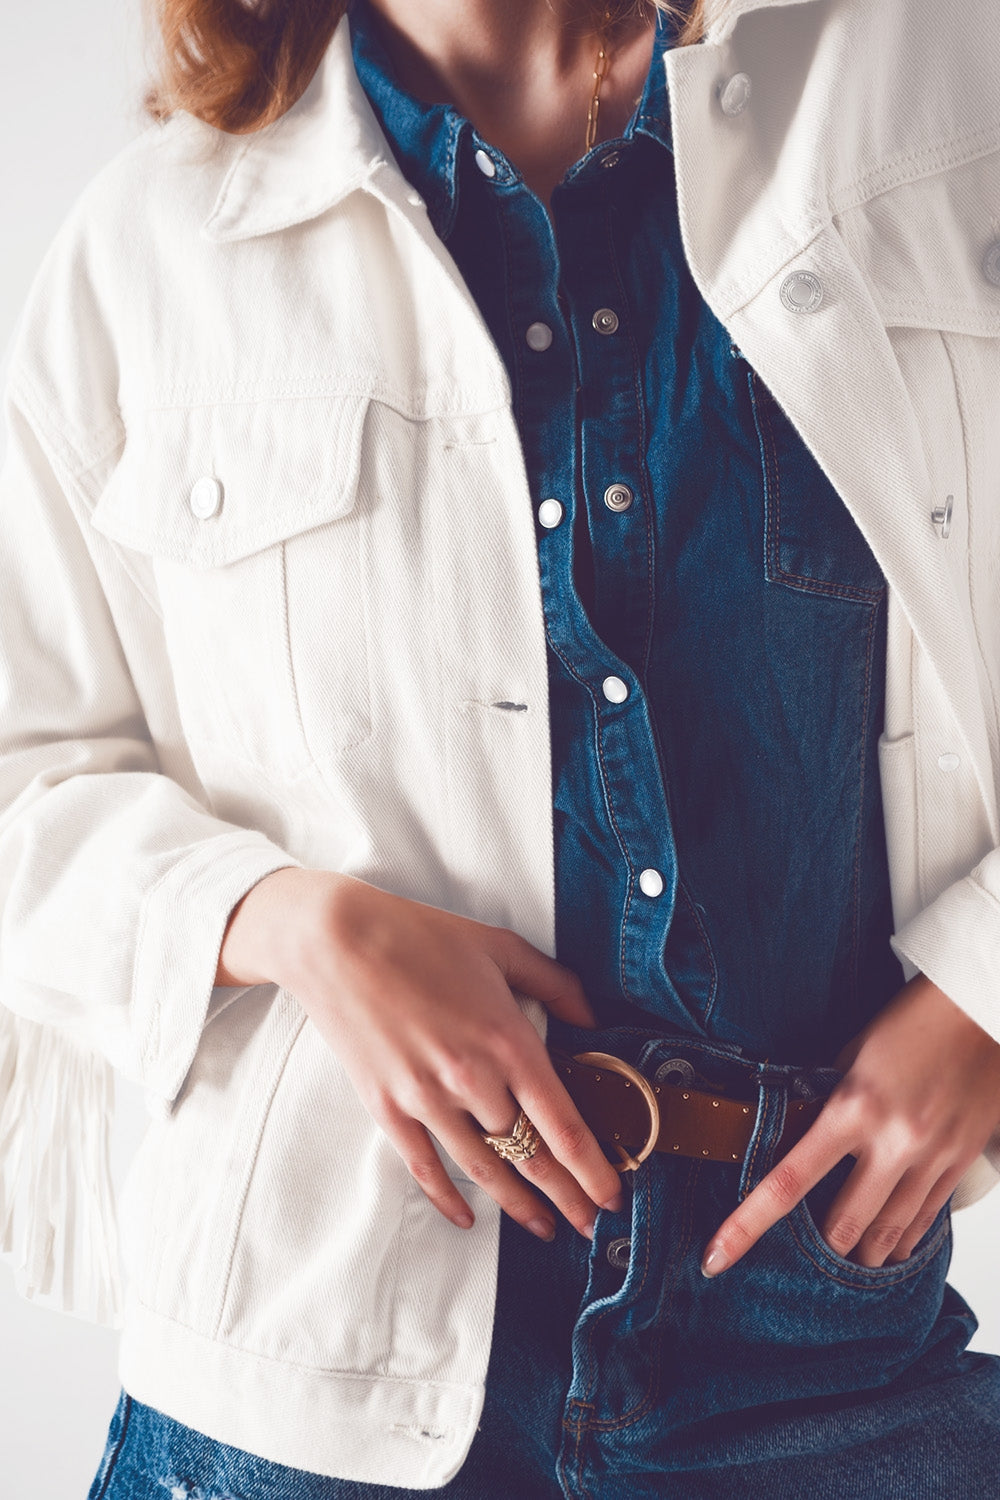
[585,9,613,153]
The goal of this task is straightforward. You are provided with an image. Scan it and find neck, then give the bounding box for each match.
[363,0,657,203]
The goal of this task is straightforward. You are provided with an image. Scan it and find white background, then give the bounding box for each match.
[1,3,999,1497]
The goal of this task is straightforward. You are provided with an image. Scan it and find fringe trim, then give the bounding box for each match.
[0,1004,123,1327]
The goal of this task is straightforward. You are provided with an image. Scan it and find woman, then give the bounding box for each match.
[3,0,1000,1493]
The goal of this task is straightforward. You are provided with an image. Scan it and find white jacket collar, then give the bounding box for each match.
[200,14,392,243]
[199,0,824,243]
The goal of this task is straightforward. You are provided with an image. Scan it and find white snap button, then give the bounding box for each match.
[639,867,665,897]
[981,241,1000,287]
[592,307,620,335]
[474,148,497,179]
[526,321,554,351]
[604,483,634,512]
[602,675,629,703]
[938,753,961,772]
[407,189,424,208]
[538,497,565,529]
[718,72,752,115]
[779,271,824,314]
[189,475,223,519]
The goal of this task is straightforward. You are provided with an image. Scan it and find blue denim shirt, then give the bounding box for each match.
[349,2,904,1065]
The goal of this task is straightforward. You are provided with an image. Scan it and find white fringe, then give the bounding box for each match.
[0,1004,123,1327]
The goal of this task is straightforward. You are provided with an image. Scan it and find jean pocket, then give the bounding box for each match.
[787,1153,952,1289]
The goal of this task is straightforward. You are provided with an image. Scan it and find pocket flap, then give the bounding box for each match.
[90,395,369,568]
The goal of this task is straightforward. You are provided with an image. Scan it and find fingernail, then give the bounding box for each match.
[528,1218,556,1241]
[452,1212,474,1229]
[602,1191,625,1213]
[701,1247,729,1278]
[580,1220,595,1241]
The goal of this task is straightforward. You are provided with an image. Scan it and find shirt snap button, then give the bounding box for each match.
[602,675,629,704]
[604,482,633,512]
[525,321,554,351]
[592,307,620,335]
[938,753,961,772]
[607,1236,631,1269]
[189,475,223,519]
[779,271,824,313]
[982,241,1000,286]
[718,72,752,115]
[639,867,665,897]
[538,497,564,529]
[474,148,497,179]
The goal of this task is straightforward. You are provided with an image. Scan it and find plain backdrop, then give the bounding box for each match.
[1,4,999,1498]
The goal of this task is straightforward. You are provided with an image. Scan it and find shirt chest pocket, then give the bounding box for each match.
[745,365,886,605]
[90,395,374,777]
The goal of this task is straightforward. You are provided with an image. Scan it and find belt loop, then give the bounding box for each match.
[737,1083,789,1202]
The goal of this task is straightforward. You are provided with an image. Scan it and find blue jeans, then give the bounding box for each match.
[89,1026,1000,1498]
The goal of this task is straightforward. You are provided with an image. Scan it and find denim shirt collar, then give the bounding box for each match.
[348,0,675,241]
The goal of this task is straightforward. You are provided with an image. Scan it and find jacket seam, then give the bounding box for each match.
[132,1294,479,1391]
[828,129,1000,219]
[211,1003,308,1339]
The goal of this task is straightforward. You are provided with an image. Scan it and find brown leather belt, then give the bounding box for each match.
[551,1048,825,1173]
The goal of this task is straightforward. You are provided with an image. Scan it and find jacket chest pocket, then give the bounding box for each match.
[90,396,373,777]
[746,366,886,605]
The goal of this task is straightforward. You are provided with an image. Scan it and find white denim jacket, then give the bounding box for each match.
[2,0,1000,1486]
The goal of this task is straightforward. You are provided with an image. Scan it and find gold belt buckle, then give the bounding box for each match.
[573,1050,661,1173]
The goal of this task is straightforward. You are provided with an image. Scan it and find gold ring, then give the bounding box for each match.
[481,1108,541,1163]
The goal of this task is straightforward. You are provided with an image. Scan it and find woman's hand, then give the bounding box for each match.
[217,867,625,1242]
[700,973,1000,1276]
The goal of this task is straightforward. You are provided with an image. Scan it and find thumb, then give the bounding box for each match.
[498,932,597,1028]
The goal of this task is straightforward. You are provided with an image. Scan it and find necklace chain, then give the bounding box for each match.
[585,8,613,153]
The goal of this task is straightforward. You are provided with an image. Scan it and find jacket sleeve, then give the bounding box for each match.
[0,363,303,1327]
[891,861,1000,1052]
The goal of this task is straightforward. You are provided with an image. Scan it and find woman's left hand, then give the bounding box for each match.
[700,973,1000,1276]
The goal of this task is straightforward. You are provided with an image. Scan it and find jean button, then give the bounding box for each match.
[607,1235,631,1269]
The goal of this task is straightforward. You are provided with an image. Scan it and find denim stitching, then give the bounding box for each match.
[753,372,885,604]
[602,181,656,682]
[786,1199,951,1288]
[848,597,881,1002]
[585,1158,701,1432]
[543,628,641,1005]
[743,1083,774,1196]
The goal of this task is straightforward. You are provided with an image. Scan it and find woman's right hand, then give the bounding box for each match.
[217,866,625,1241]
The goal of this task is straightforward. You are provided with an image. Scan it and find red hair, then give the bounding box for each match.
[142,0,709,136]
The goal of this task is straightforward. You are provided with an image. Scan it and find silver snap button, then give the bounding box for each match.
[983,241,1000,287]
[604,482,633,512]
[602,675,629,704]
[779,271,824,314]
[654,1057,695,1087]
[931,494,953,538]
[474,148,497,179]
[601,150,622,169]
[938,752,961,772]
[189,475,223,519]
[538,497,565,529]
[718,72,752,116]
[525,321,554,352]
[606,1236,631,1270]
[638,867,665,897]
[592,307,620,335]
